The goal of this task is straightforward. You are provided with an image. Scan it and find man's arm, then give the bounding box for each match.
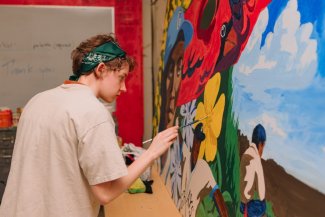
[90,126,179,204]
[256,157,265,200]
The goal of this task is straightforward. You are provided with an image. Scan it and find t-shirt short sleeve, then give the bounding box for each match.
[78,120,128,185]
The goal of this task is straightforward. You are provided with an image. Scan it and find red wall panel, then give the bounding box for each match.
[114,0,143,147]
[0,0,144,146]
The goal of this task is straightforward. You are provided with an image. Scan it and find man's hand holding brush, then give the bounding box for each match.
[146,126,179,160]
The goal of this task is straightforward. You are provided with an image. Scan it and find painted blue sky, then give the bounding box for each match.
[232,0,325,193]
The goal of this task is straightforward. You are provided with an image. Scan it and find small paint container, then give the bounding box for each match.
[0,108,13,128]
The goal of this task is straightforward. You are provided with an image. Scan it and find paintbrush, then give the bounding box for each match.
[179,115,208,129]
[142,115,209,145]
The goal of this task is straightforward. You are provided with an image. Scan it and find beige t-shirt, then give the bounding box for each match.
[0,84,128,217]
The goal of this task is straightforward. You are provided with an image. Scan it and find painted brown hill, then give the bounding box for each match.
[238,131,325,217]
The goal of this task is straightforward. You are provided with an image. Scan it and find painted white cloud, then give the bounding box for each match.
[234,0,317,104]
[239,55,277,75]
[261,113,287,138]
[279,0,300,55]
[243,113,287,138]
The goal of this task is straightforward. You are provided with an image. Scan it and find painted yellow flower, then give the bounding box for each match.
[194,72,225,162]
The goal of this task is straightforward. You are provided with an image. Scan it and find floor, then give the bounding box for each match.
[104,166,181,217]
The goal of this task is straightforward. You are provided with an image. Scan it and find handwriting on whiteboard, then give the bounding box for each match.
[0,41,70,77]
[32,42,72,50]
[0,59,54,76]
[0,41,72,50]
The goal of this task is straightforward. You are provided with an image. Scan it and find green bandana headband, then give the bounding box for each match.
[69,41,126,81]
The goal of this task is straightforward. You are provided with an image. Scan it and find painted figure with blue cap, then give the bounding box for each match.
[159,7,193,132]
[158,7,193,170]
[240,124,267,217]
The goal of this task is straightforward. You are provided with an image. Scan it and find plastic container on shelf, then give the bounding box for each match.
[0,107,13,128]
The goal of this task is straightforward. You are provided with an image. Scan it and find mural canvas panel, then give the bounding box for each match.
[153,0,325,216]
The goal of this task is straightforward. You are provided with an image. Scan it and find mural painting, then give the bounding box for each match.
[153,0,325,216]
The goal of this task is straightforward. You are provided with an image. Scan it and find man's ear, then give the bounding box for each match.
[94,63,106,78]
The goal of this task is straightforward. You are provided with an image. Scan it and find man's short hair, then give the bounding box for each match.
[252,124,266,147]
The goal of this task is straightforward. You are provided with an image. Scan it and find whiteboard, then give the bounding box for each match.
[0,5,114,110]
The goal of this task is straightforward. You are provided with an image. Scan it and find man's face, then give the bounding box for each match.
[164,40,184,127]
[99,63,129,103]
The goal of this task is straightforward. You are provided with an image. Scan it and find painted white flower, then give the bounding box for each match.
[180,99,197,150]
[179,142,191,214]
[170,135,182,207]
